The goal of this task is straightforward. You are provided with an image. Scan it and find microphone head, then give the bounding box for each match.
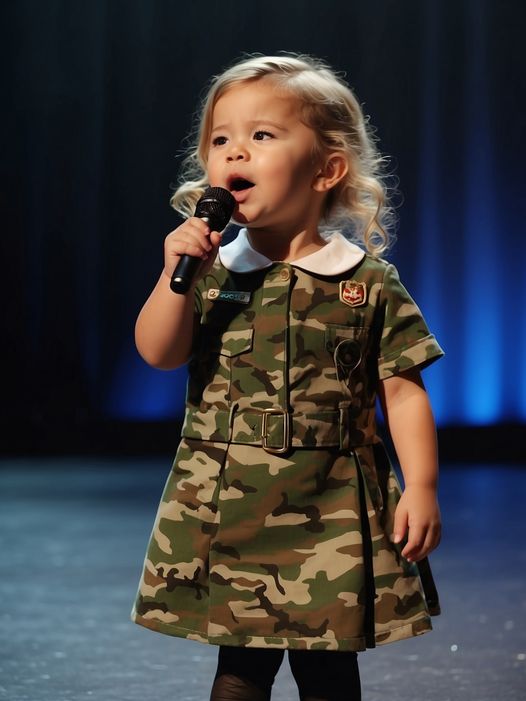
[195,187,236,232]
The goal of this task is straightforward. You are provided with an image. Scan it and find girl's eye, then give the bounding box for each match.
[212,135,227,146]
[253,130,274,141]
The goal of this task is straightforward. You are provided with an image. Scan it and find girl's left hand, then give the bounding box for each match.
[392,485,441,562]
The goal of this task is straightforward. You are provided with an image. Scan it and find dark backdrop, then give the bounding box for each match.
[2,0,525,457]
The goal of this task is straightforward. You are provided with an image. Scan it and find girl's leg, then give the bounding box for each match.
[210,646,285,701]
[288,650,361,701]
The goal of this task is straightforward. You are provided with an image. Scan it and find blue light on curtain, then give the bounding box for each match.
[106,343,187,420]
[410,0,524,426]
[461,1,501,424]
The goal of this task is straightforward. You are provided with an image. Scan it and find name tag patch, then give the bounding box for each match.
[207,288,251,304]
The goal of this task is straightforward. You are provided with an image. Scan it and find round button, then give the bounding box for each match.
[279,268,290,281]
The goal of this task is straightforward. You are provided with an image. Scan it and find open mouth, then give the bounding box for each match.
[229,177,255,192]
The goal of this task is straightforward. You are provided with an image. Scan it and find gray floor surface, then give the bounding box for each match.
[1,458,525,700]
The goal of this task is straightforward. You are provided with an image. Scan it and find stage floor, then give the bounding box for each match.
[1,458,525,700]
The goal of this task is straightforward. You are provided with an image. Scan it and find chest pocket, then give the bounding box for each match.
[325,325,369,388]
[196,326,254,408]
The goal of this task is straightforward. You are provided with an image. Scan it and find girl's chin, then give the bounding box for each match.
[231,213,249,226]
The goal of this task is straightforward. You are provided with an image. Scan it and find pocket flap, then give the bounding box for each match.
[218,327,254,357]
[325,324,369,352]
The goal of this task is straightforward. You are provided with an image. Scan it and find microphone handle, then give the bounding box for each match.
[170,217,210,295]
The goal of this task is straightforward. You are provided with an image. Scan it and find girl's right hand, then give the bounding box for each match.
[163,217,223,285]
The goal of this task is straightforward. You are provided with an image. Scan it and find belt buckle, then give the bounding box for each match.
[261,408,290,454]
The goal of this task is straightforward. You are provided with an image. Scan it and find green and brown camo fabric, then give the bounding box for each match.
[131,254,444,651]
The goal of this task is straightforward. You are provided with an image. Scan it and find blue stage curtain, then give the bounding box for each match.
[4,0,524,432]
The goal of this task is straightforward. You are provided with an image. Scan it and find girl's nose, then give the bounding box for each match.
[226,142,249,161]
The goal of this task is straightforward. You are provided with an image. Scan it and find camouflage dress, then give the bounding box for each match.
[131,230,444,651]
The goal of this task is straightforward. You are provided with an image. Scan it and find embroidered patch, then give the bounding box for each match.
[339,280,367,307]
[207,288,251,304]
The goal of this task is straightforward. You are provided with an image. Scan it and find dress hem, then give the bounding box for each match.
[130,609,432,652]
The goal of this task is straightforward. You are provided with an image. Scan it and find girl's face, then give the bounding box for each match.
[206,80,325,233]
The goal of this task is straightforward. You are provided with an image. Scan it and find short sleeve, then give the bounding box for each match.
[377,264,444,380]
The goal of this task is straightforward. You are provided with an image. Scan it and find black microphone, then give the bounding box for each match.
[170,186,236,294]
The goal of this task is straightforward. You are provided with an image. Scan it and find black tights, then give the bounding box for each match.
[210,645,361,701]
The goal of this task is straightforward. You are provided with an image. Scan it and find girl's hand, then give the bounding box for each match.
[163,217,223,285]
[392,484,441,562]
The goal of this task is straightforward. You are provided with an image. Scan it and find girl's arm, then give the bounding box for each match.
[135,218,221,370]
[378,368,442,562]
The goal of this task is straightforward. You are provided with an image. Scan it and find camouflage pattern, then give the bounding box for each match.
[131,255,444,651]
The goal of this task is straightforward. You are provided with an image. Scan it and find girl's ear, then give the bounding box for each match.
[312,153,349,192]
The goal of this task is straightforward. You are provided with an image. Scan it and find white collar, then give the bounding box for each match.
[219,228,365,274]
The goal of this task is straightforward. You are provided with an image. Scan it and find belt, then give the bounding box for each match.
[182,406,369,454]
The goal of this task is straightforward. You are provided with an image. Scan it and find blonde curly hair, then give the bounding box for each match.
[170,53,396,256]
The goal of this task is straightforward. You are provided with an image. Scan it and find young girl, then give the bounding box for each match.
[131,54,443,701]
